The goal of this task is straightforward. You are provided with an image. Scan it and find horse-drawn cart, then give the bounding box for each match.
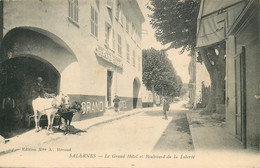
[26,114,61,128]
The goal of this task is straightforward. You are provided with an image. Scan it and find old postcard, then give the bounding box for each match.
[0,0,259,167]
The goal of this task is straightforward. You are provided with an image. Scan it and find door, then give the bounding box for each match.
[234,47,246,148]
[107,70,113,107]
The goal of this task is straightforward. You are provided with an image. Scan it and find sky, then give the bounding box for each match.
[137,0,191,84]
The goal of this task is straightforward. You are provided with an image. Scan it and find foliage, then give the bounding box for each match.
[142,48,182,97]
[148,0,201,54]
[148,0,226,113]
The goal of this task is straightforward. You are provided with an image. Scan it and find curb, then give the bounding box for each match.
[84,111,144,131]
[186,112,200,151]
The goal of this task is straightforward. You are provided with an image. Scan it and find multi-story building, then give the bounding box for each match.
[197,0,260,150]
[0,0,144,123]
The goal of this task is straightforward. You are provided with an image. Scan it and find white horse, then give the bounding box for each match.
[32,93,69,132]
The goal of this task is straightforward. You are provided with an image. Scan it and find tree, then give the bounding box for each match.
[148,0,225,113]
[198,43,226,112]
[142,48,182,105]
[148,0,200,54]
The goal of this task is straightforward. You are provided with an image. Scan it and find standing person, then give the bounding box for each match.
[163,96,170,120]
[113,95,120,112]
[2,95,15,131]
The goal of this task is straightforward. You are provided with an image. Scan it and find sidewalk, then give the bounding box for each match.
[186,109,246,151]
[0,106,162,156]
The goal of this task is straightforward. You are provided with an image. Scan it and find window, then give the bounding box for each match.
[137,32,141,47]
[96,0,100,9]
[120,13,124,27]
[138,56,141,71]
[116,2,120,20]
[131,24,135,40]
[126,18,129,33]
[105,23,114,50]
[132,50,136,67]
[91,6,98,37]
[115,1,124,26]
[68,0,78,23]
[126,43,130,63]
[118,34,122,57]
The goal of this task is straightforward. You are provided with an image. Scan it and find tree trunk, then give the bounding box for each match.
[206,71,217,112]
[151,84,156,106]
[199,43,226,113]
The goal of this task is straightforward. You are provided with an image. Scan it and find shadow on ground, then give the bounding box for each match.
[53,125,87,135]
[152,112,194,152]
[175,117,191,135]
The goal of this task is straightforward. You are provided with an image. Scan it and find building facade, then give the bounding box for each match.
[197,0,260,150]
[226,0,260,149]
[0,0,144,123]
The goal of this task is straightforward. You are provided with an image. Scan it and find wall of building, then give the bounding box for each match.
[226,35,236,136]
[1,0,144,119]
[227,7,260,148]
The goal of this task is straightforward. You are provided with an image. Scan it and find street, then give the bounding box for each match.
[53,101,193,153]
[0,101,194,167]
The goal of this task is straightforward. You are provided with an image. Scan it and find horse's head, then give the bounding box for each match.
[61,94,70,108]
[52,92,70,109]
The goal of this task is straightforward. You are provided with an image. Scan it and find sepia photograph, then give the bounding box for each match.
[0,0,259,167]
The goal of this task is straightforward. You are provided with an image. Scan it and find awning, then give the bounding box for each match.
[196,0,246,48]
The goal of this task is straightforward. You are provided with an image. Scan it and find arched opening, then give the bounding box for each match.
[0,27,79,136]
[133,77,141,109]
[0,56,60,135]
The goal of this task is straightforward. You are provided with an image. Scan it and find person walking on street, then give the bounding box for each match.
[163,96,170,120]
[113,95,120,112]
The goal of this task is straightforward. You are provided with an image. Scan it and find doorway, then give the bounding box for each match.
[107,70,113,107]
[133,78,140,109]
[234,46,246,148]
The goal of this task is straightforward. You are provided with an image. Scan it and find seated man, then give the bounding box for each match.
[31,77,55,99]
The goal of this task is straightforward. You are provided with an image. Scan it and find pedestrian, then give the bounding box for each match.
[2,95,15,132]
[163,96,170,120]
[113,95,120,112]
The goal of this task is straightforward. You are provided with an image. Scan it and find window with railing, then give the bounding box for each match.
[118,34,122,57]
[68,0,78,23]
[91,6,98,38]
